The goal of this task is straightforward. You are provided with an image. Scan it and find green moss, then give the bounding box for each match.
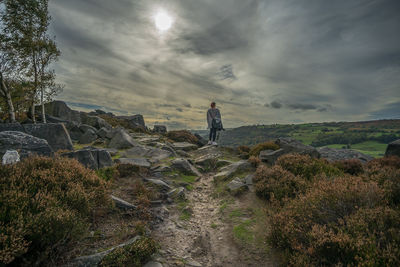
[211,223,219,229]
[233,220,254,244]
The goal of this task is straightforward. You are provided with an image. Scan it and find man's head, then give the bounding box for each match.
[211,102,216,108]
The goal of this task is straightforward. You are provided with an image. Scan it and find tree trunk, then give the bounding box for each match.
[0,72,16,123]
[31,102,36,124]
[41,86,46,123]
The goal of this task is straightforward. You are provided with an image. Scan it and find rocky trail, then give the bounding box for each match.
[153,172,242,267]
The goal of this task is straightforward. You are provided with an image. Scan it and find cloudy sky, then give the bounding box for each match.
[49,0,400,129]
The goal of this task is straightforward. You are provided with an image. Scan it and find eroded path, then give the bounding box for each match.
[153,172,244,267]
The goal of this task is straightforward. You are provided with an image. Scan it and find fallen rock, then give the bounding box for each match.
[385,139,400,158]
[107,128,138,149]
[172,142,198,151]
[121,145,172,163]
[111,195,137,210]
[0,131,53,159]
[2,150,20,165]
[78,129,98,144]
[226,177,248,195]
[115,158,151,168]
[171,158,201,176]
[214,160,254,181]
[318,147,374,163]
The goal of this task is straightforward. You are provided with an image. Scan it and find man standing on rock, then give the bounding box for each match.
[207,102,223,145]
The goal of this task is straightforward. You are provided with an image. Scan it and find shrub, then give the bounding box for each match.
[165,130,200,145]
[276,153,342,180]
[0,156,110,265]
[96,166,120,181]
[99,236,157,267]
[333,159,364,175]
[249,141,280,157]
[268,176,397,266]
[248,156,261,168]
[254,165,308,202]
[366,156,400,171]
[237,145,250,159]
[116,164,149,178]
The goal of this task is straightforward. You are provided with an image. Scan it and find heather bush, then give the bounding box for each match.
[333,159,364,175]
[165,130,199,145]
[237,145,251,159]
[0,156,111,265]
[249,141,280,157]
[268,176,400,266]
[253,165,308,202]
[248,156,261,168]
[99,236,157,267]
[276,153,342,180]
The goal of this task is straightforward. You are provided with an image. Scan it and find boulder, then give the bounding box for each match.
[79,124,97,133]
[80,113,112,130]
[153,125,167,134]
[117,114,145,128]
[172,142,198,151]
[44,114,69,124]
[227,177,248,196]
[2,150,20,165]
[318,147,374,163]
[194,133,208,146]
[66,121,83,141]
[62,150,97,169]
[107,128,138,149]
[0,131,53,159]
[62,148,112,170]
[259,149,286,164]
[171,158,201,176]
[385,139,400,158]
[115,158,151,168]
[79,129,98,144]
[97,127,110,139]
[0,123,25,132]
[23,123,74,151]
[214,160,254,181]
[145,178,172,191]
[41,101,81,123]
[275,138,320,158]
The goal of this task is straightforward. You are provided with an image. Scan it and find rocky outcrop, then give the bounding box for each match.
[24,123,73,151]
[153,125,167,134]
[385,139,400,158]
[171,158,201,176]
[115,158,151,168]
[117,114,145,128]
[259,149,286,165]
[62,148,113,170]
[107,128,138,149]
[40,100,81,123]
[318,147,374,163]
[80,113,112,130]
[0,131,53,159]
[275,138,320,158]
[120,145,172,163]
[79,129,98,144]
[0,123,25,132]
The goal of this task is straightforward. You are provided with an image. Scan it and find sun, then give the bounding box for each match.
[154,10,173,32]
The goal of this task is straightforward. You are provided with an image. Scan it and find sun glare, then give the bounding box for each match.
[154,10,173,32]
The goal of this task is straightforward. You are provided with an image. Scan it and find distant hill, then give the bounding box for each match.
[192,119,400,158]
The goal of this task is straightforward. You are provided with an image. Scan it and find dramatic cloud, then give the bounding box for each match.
[49,0,400,129]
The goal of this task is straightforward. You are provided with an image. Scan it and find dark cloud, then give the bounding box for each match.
[270,101,282,109]
[48,0,400,129]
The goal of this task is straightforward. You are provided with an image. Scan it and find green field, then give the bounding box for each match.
[193,119,400,158]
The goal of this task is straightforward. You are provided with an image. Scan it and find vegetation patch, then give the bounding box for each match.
[233,220,255,245]
[165,130,200,145]
[99,236,157,267]
[249,141,280,157]
[0,156,111,265]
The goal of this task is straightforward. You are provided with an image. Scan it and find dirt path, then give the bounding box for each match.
[153,173,245,267]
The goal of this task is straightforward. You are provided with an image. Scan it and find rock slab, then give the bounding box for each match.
[385,139,400,158]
